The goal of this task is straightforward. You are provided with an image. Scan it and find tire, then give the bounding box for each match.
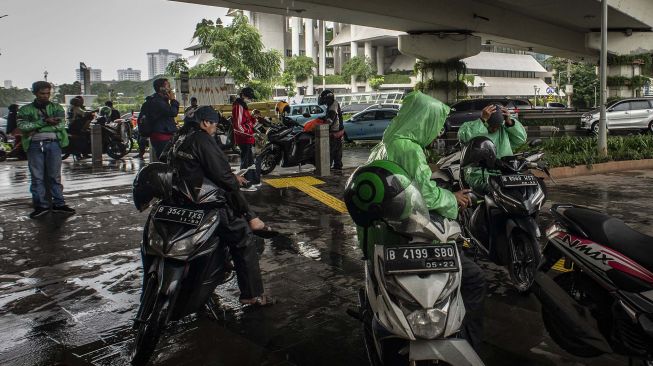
[541,272,604,357]
[107,140,131,160]
[649,121,653,134]
[130,275,169,366]
[258,149,280,175]
[344,132,353,143]
[62,153,70,160]
[508,229,541,292]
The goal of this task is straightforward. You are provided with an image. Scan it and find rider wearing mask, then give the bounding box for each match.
[367,91,486,351]
[162,106,273,306]
[458,105,527,193]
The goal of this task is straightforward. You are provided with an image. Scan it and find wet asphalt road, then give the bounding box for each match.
[1,150,652,366]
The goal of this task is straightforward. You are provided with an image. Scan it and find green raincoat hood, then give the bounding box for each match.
[381,91,450,147]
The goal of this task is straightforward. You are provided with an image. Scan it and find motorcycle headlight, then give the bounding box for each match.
[147,224,165,254]
[406,298,451,339]
[167,214,218,257]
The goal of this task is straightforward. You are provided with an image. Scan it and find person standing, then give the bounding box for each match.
[232,87,261,191]
[142,78,179,160]
[6,104,25,159]
[105,101,121,122]
[18,81,75,218]
[318,90,344,170]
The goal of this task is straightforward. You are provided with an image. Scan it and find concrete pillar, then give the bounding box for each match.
[304,18,315,95]
[318,20,326,76]
[91,124,103,167]
[364,42,373,91]
[350,41,359,92]
[376,46,385,76]
[291,17,301,56]
[315,124,330,176]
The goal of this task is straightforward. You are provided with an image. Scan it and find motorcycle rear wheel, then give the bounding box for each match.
[107,140,132,160]
[130,274,169,366]
[258,149,280,175]
[508,229,541,292]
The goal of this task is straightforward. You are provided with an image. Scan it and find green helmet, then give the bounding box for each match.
[344,160,430,236]
[99,106,111,117]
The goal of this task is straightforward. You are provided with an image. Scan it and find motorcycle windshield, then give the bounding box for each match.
[383,182,440,241]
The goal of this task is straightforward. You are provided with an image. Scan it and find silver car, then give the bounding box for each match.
[581,98,653,134]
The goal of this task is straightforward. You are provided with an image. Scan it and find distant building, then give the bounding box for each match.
[75,68,102,82]
[185,44,213,68]
[117,68,142,81]
[3,80,12,88]
[147,49,182,79]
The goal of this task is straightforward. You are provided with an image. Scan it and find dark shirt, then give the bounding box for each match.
[6,111,17,134]
[110,108,121,122]
[143,93,180,134]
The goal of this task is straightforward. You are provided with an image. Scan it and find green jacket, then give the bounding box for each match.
[457,118,527,192]
[367,91,458,219]
[17,101,68,152]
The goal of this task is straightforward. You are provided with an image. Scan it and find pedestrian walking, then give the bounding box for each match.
[232,87,261,191]
[18,81,75,218]
[140,78,179,160]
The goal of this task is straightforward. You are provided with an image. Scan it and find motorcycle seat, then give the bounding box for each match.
[563,207,653,272]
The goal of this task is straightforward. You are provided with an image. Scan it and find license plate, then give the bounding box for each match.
[154,205,204,226]
[500,174,538,187]
[384,244,459,274]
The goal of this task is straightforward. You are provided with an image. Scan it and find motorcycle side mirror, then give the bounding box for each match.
[528,138,543,148]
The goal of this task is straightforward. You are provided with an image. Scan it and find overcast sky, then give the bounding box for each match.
[0,0,229,88]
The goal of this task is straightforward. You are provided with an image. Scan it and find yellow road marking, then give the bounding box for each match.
[263,176,348,214]
[552,258,573,273]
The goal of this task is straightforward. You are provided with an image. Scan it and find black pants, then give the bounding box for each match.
[459,248,487,352]
[329,136,343,169]
[216,206,264,299]
[238,144,261,184]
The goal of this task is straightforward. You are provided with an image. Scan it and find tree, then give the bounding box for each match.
[55,82,82,103]
[193,15,281,86]
[285,55,317,82]
[341,56,375,82]
[545,57,599,109]
[368,75,385,91]
[188,59,222,78]
[279,71,296,97]
[248,80,275,100]
[166,58,189,78]
[0,87,33,107]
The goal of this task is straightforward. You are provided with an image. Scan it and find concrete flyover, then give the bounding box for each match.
[173,0,653,60]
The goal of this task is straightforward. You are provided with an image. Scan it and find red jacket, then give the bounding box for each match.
[232,98,255,145]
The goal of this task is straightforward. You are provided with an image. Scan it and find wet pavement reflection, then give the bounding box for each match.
[1,153,651,365]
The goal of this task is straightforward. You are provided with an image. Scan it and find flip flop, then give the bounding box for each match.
[253,226,279,239]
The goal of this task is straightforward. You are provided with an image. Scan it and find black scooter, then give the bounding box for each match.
[256,116,315,175]
[63,116,132,160]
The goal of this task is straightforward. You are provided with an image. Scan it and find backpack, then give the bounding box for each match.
[137,99,153,137]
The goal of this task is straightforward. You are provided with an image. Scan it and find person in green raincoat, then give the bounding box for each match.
[367,91,486,351]
[458,104,527,193]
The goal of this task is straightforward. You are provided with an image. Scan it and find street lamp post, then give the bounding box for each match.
[533,85,540,106]
[598,0,608,156]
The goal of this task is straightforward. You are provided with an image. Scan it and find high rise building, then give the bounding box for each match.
[75,68,102,82]
[3,80,12,89]
[147,49,182,79]
[117,68,142,81]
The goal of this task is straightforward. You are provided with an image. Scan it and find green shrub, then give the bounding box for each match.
[383,73,411,84]
[314,74,347,85]
[519,118,580,127]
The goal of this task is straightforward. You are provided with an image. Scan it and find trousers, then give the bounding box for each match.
[27,140,65,208]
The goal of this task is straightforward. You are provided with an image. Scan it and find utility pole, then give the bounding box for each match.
[598,0,608,156]
[566,59,572,107]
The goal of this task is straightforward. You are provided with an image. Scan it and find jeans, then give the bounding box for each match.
[27,140,65,208]
[238,144,261,185]
[330,136,343,169]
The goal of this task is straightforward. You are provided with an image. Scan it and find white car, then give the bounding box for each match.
[581,98,653,134]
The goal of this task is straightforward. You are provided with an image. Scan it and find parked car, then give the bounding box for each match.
[286,103,326,125]
[580,98,653,134]
[361,103,401,112]
[343,108,398,141]
[444,98,532,133]
[545,102,566,108]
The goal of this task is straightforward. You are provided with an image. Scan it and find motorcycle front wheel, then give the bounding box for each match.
[258,149,280,175]
[508,229,541,292]
[107,140,132,160]
[130,274,169,366]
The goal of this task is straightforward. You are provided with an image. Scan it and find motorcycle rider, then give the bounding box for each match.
[458,104,527,193]
[162,105,273,306]
[232,87,261,190]
[367,90,486,351]
[318,90,344,170]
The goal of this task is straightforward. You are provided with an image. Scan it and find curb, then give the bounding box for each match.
[533,159,653,179]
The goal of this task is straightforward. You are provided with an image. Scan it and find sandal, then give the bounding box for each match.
[253,226,278,239]
[240,295,276,307]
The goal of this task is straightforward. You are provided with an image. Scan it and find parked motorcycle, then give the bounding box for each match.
[534,204,653,363]
[215,116,239,154]
[256,117,314,175]
[455,137,550,291]
[63,115,132,160]
[129,163,233,365]
[344,160,484,366]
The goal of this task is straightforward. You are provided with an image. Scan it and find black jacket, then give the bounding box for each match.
[143,93,180,134]
[6,111,17,134]
[163,126,253,217]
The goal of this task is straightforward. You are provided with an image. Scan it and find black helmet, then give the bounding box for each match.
[133,162,175,211]
[319,89,335,106]
[460,136,497,169]
[240,87,255,100]
[487,104,504,127]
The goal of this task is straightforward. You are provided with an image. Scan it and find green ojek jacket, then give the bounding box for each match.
[457,118,527,192]
[17,101,68,152]
[367,91,459,219]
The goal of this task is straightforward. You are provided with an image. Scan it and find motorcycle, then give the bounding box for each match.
[455,137,550,291]
[256,116,314,175]
[534,204,653,363]
[129,163,234,365]
[344,160,484,366]
[215,116,239,154]
[63,115,133,160]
